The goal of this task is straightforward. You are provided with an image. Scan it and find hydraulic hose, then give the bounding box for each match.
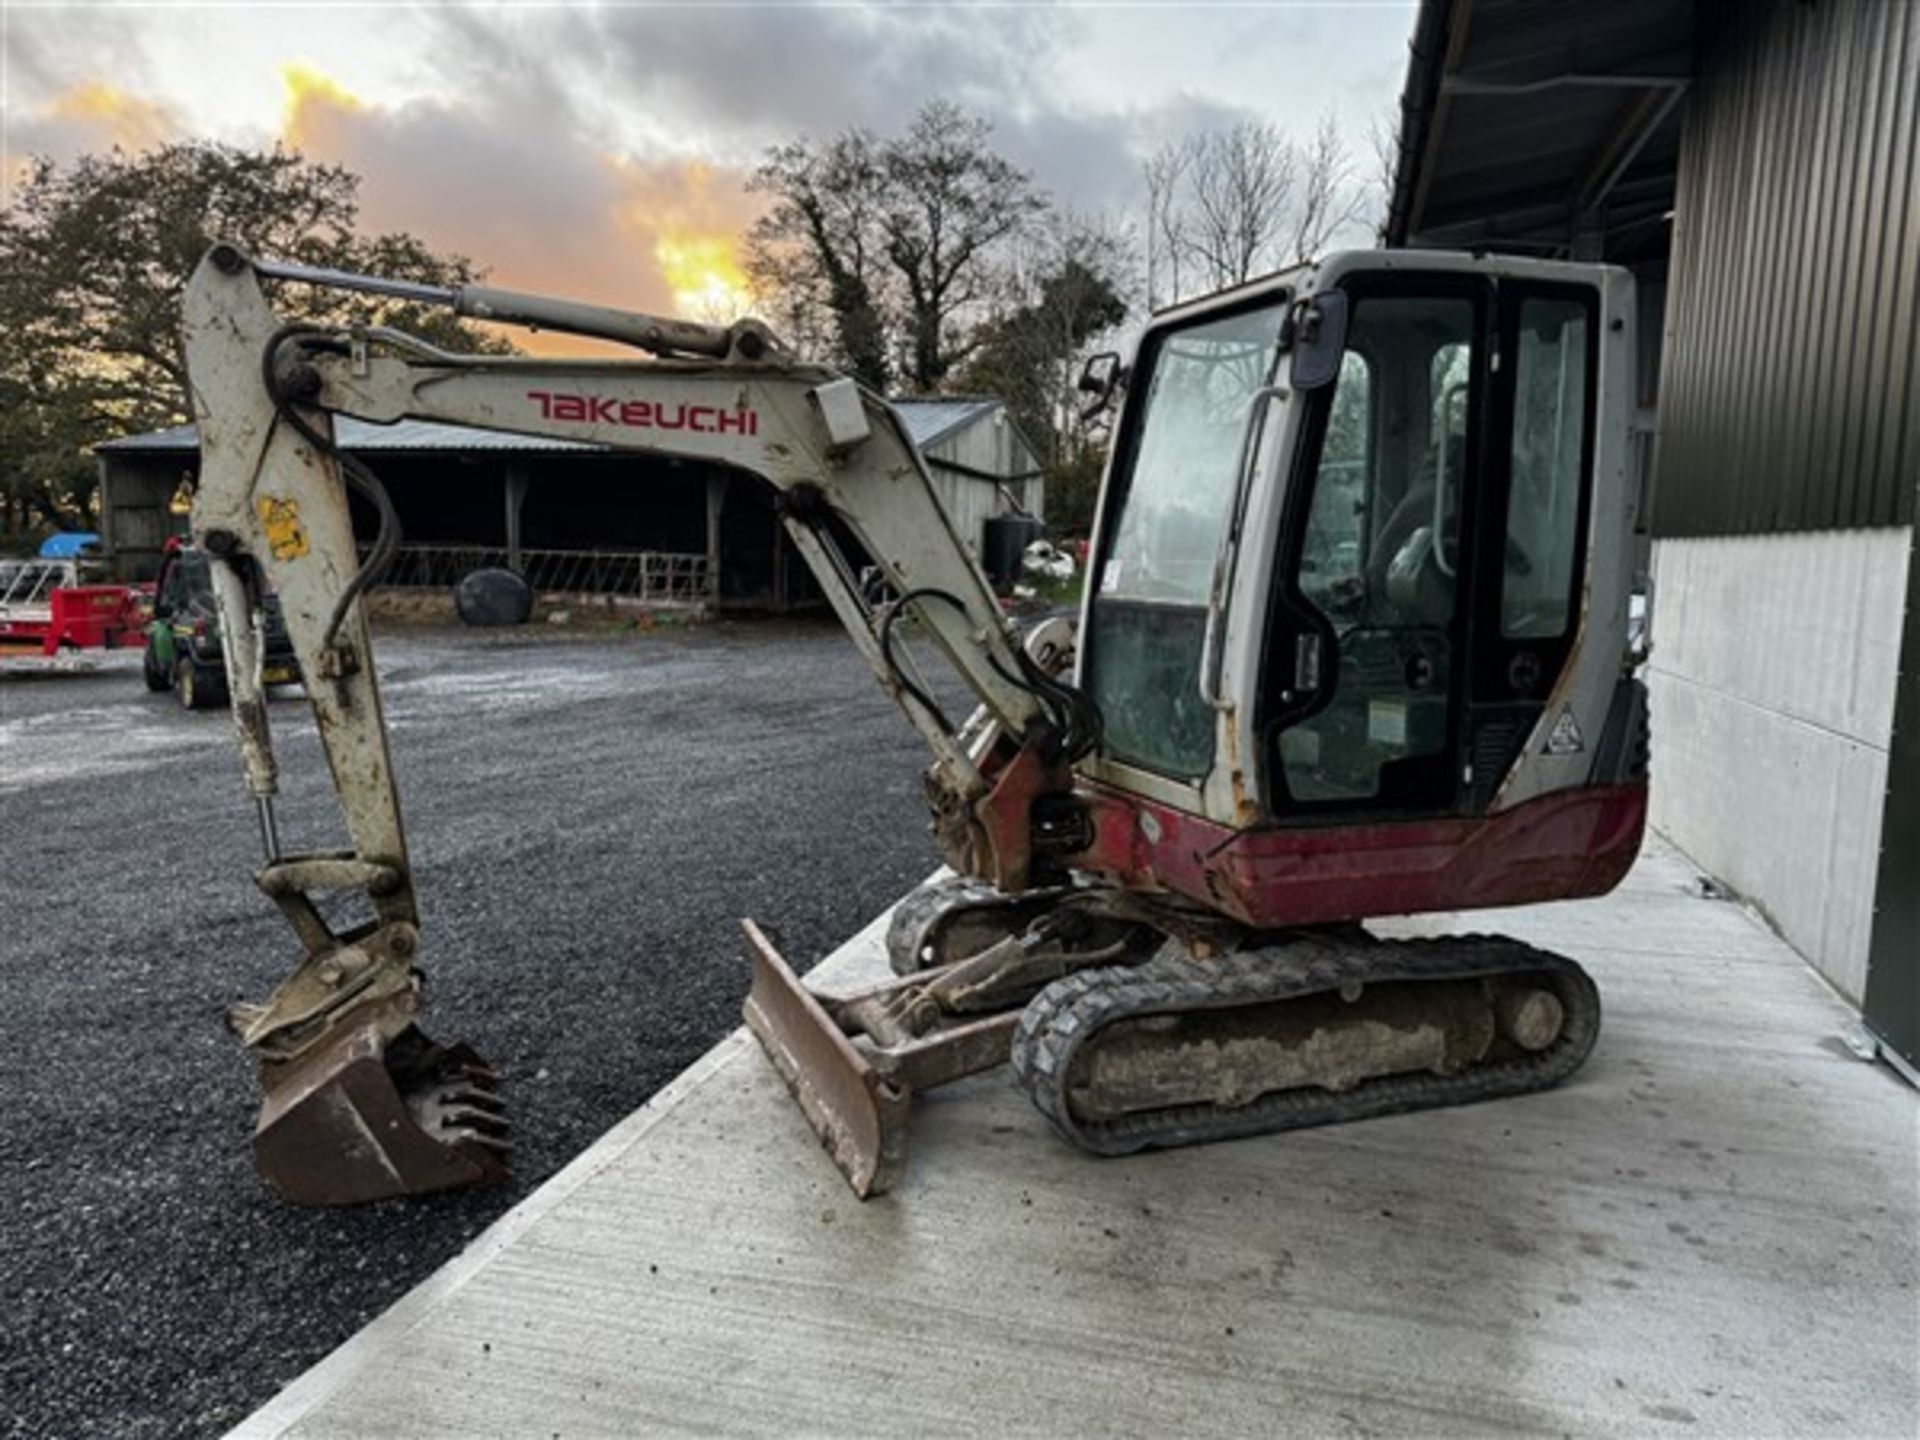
[260,325,402,652]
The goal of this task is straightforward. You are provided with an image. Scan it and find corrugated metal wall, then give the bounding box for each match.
[1655,0,1919,537]
[925,416,1044,559]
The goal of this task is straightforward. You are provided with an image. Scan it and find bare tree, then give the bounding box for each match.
[879,101,1046,393]
[1288,112,1369,263]
[1182,121,1296,290]
[1141,141,1189,311]
[1139,107,1378,312]
[1365,106,1402,242]
[748,102,1043,394]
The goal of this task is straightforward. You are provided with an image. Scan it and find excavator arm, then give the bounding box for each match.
[181,244,1079,1202]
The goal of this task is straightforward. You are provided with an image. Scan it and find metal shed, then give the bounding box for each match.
[94,396,1045,607]
[1386,0,1918,1075]
[897,396,1046,555]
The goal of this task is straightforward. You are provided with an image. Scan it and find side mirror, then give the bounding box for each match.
[1288,291,1350,391]
[1077,351,1125,420]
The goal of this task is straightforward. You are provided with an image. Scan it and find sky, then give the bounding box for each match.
[2,1,1418,328]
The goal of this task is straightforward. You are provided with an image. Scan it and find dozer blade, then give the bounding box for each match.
[253,1017,510,1206]
[741,920,911,1199]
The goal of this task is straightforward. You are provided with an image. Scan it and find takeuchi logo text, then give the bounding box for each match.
[527,390,758,436]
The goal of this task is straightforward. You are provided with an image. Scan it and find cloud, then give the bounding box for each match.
[281,63,367,148]
[9,82,182,165]
[272,63,763,344]
[2,3,1406,344]
[574,3,1069,149]
[5,7,155,102]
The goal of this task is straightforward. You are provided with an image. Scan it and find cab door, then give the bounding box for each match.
[1460,285,1599,810]
[1081,296,1290,785]
[1260,279,1490,819]
[1258,275,1602,822]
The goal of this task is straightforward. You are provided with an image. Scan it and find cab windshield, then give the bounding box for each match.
[1085,300,1287,778]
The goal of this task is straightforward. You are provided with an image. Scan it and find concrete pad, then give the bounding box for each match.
[236,838,1918,1438]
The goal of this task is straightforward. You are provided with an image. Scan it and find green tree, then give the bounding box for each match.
[746,102,1044,394]
[958,217,1130,533]
[0,141,505,536]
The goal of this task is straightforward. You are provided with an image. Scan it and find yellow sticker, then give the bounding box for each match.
[256,496,309,561]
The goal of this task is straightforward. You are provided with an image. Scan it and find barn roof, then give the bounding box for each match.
[891,396,1002,450]
[95,416,598,455]
[1385,0,1693,265]
[96,398,1007,457]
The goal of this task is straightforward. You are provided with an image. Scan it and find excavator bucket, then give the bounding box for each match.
[251,1018,510,1206]
[742,920,911,1198]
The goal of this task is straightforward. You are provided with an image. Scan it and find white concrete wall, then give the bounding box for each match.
[1647,526,1911,1002]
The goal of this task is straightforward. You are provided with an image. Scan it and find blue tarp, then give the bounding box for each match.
[37,532,101,559]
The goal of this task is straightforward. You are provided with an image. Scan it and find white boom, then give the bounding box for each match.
[180,245,1071,1202]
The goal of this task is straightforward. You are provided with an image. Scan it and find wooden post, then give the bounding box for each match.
[504,462,530,571]
[703,471,729,611]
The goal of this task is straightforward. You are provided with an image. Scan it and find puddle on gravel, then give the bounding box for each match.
[0,705,225,791]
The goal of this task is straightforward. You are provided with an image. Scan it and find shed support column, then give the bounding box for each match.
[504,463,531,571]
[703,471,728,612]
[96,456,116,576]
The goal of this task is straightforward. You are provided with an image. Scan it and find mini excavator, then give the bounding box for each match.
[180,243,1647,1203]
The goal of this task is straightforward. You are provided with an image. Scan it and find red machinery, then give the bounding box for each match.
[0,559,150,658]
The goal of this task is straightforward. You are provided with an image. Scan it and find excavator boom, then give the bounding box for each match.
[181,244,1067,1203]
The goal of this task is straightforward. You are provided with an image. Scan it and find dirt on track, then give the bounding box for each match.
[0,618,947,1437]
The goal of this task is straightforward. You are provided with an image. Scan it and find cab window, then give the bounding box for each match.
[1084,300,1288,778]
[1279,294,1479,804]
[1501,298,1590,639]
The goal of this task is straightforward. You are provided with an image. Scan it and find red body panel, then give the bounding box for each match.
[1072,781,1647,929]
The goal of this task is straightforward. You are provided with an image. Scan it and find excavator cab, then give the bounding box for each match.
[1070,253,1645,926]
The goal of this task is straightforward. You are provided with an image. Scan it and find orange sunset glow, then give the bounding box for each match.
[280,62,365,147]
[653,233,754,322]
[41,82,177,150]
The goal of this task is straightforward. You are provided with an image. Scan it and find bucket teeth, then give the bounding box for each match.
[252,1018,511,1206]
[442,1085,507,1115]
[432,1101,511,1136]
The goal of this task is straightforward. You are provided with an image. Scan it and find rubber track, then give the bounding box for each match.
[884,876,1077,976]
[1008,933,1601,1156]
[885,877,1006,975]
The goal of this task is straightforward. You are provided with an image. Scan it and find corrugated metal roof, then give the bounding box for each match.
[96,398,1003,458]
[95,416,600,455]
[1387,0,1915,536]
[1385,0,1692,265]
[891,397,1000,449]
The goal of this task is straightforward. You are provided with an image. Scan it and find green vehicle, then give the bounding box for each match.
[143,543,301,710]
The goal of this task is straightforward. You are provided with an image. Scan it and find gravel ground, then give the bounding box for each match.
[0,618,950,1437]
